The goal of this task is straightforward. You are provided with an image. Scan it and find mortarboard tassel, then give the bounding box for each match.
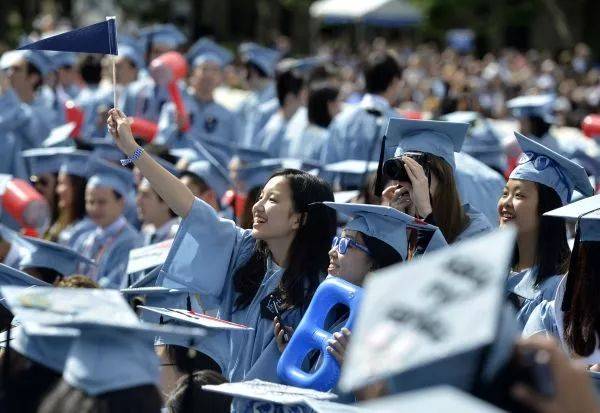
[374,135,387,197]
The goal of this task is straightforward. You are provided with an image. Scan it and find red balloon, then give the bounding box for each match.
[582,114,600,138]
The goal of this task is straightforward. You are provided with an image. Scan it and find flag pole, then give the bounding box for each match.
[112,56,117,109]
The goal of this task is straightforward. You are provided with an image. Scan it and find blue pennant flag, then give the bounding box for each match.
[18,17,118,56]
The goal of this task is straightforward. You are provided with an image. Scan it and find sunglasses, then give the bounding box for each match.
[518,151,570,195]
[332,236,371,256]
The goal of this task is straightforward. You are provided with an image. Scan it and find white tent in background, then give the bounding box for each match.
[309,0,423,27]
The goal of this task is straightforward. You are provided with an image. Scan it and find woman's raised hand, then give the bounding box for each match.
[107,108,138,155]
[402,156,433,219]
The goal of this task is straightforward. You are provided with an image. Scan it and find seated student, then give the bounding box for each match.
[137,178,178,246]
[73,158,141,289]
[180,157,232,217]
[273,203,445,396]
[0,265,97,413]
[378,118,492,244]
[1,288,204,413]
[165,370,232,413]
[502,132,594,327]
[107,108,337,409]
[523,196,600,364]
[281,81,341,163]
[156,38,239,149]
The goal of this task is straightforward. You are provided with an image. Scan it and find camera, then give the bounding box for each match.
[382,152,430,182]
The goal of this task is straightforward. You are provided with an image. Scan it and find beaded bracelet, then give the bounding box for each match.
[120,147,144,166]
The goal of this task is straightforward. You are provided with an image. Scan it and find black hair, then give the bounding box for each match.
[38,381,162,413]
[233,169,336,311]
[0,351,62,413]
[511,183,570,285]
[69,174,88,222]
[361,233,403,270]
[166,345,221,374]
[364,51,402,95]
[78,55,103,85]
[22,267,63,284]
[563,235,600,357]
[166,370,231,413]
[307,82,339,128]
[25,62,43,90]
[275,68,304,107]
[245,61,268,79]
[112,189,123,201]
[528,115,552,138]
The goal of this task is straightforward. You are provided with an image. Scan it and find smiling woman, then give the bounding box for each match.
[106,109,337,411]
[502,133,594,328]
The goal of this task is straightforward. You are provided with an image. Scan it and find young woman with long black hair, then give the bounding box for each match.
[107,109,337,405]
[501,132,593,327]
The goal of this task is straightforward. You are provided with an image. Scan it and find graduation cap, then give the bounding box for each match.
[0,49,53,76]
[384,118,469,169]
[117,41,145,70]
[0,286,206,396]
[306,386,505,413]
[16,235,95,277]
[139,24,186,52]
[0,263,50,306]
[234,146,271,165]
[544,194,600,241]
[184,159,233,200]
[21,147,73,176]
[86,138,124,162]
[323,202,445,259]
[440,111,479,125]
[41,122,77,148]
[58,149,93,178]
[202,378,336,406]
[338,227,517,393]
[507,94,556,124]
[87,157,134,198]
[239,42,281,77]
[187,38,233,68]
[18,18,118,56]
[45,50,78,70]
[510,132,594,205]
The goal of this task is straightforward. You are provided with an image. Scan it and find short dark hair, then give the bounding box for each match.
[307,82,339,128]
[275,68,304,107]
[364,51,402,95]
[245,61,268,78]
[78,55,103,85]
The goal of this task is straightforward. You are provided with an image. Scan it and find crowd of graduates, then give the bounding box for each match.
[0,15,599,413]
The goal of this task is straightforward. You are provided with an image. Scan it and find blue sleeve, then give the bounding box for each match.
[522,300,558,338]
[159,197,254,300]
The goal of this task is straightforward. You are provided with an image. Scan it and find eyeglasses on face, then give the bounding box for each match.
[331,236,372,256]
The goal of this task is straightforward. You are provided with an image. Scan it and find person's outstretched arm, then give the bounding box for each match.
[107,108,195,218]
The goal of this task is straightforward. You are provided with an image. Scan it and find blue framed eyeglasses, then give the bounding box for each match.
[332,236,372,256]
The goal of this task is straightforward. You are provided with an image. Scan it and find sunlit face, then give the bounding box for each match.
[136,181,170,225]
[498,179,540,235]
[251,176,301,241]
[190,61,222,99]
[85,186,125,228]
[5,57,36,95]
[115,56,137,85]
[56,172,73,210]
[328,229,373,286]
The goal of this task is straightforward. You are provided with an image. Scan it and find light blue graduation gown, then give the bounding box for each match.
[454,203,493,242]
[73,216,141,289]
[124,76,171,123]
[153,198,308,408]
[506,268,562,328]
[257,111,290,157]
[280,107,329,163]
[240,97,280,148]
[320,94,398,188]
[522,299,559,339]
[155,92,240,149]
[455,152,505,225]
[238,83,277,146]
[57,217,97,250]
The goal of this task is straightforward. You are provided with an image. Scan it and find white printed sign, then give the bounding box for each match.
[126,239,173,274]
